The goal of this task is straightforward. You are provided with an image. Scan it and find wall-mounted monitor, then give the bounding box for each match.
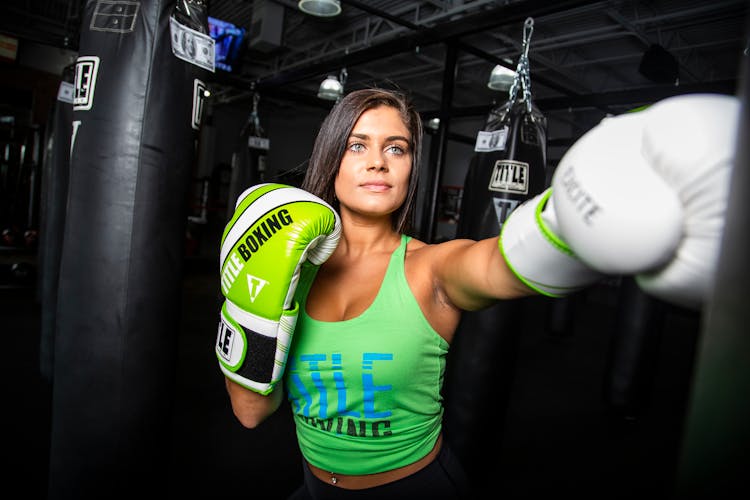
[207,16,246,73]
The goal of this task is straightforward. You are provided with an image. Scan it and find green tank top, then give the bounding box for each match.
[285,234,449,475]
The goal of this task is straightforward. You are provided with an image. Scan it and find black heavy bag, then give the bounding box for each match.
[601,106,678,424]
[455,100,547,240]
[37,66,74,382]
[602,277,667,422]
[443,97,548,481]
[48,1,210,498]
[676,41,749,497]
[226,94,268,217]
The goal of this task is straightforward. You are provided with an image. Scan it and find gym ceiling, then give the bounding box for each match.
[2,0,748,135]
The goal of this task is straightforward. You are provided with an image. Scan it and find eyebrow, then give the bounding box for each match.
[349,133,411,143]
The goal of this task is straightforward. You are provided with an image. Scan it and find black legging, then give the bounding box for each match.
[287,441,471,500]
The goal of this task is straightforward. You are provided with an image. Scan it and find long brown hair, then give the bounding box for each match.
[302,88,423,234]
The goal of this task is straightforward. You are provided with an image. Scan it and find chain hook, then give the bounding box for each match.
[508,17,535,113]
[522,17,534,59]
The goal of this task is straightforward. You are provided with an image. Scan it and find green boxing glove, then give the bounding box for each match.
[216,183,341,394]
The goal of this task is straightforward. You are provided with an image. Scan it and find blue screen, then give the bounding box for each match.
[208,16,246,72]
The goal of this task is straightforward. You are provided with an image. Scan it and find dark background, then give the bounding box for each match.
[2,1,748,498]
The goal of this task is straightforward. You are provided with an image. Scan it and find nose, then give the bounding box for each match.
[367,152,388,172]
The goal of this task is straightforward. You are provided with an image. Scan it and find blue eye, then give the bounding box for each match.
[387,145,405,155]
[348,142,365,152]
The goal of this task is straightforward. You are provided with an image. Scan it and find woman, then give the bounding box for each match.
[222,87,737,499]
[225,87,535,499]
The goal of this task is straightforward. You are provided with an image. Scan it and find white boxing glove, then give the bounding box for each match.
[632,95,739,307]
[500,93,740,309]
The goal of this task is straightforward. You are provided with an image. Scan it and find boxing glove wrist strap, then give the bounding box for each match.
[217,299,299,394]
[499,188,602,297]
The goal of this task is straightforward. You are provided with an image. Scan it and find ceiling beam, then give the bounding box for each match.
[536,79,739,110]
[428,78,739,119]
[253,0,602,90]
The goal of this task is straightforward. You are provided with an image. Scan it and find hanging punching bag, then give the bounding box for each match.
[601,105,676,424]
[226,93,269,217]
[48,1,210,498]
[443,17,549,485]
[455,98,547,239]
[37,66,74,382]
[602,277,668,422]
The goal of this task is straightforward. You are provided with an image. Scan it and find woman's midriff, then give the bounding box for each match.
[306,434,443,490]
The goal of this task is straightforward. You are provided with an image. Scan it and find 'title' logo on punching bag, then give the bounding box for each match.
[192,79,207,130]
[488,159,529,195]
[73,56,100,111]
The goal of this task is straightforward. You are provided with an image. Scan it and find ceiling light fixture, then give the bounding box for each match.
[487,64,517,91]
[317,75,343,101]
[317,69,347,102]
[298,0,341,17]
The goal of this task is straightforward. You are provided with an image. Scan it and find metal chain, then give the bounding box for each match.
[251,92,261,136]
[508,17,535,112]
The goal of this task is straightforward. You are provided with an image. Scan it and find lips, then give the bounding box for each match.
[360,182,391,192]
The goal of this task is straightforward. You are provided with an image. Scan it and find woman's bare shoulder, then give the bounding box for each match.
[406,236,478,265]
[407,236,476,252]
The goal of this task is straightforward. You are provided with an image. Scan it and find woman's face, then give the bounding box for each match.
[334,105,412,223]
